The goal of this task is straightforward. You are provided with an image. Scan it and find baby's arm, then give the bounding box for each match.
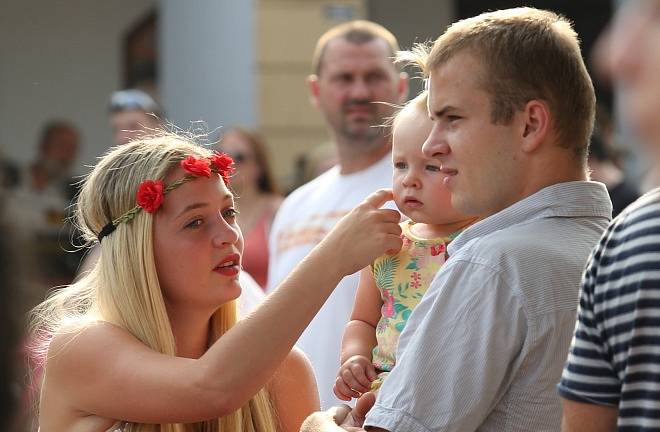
[334,267,383,400]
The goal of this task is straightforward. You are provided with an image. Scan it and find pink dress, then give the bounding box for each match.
[242,213,270,289]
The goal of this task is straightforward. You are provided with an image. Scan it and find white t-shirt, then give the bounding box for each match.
[237,271,265,317]
[267,153,393,409]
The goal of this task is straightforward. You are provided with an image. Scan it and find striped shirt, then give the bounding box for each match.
[365,181,611,432]
[559,188,660,431]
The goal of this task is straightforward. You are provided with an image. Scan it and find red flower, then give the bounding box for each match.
[430,244,445,256]
[181,156,211,177]
[136,180,165,213]
[381,289,395,318]
[410,271,422,289]
[210,152,235,184]
[210,152,234,171]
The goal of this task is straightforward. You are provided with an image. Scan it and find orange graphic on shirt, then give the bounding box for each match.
[276,210,350,254]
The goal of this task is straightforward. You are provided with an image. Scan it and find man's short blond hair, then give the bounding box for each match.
[311,20,400,75]
[425,7,596,157]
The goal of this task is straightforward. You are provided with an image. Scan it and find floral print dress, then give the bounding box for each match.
[371,220,464,373]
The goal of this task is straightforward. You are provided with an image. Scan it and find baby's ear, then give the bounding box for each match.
[307,75,321,109]
[397,71,410,104]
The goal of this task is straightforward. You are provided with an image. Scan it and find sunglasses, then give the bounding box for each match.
[226,152,250,164]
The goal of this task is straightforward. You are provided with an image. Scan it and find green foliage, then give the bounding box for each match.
[373,256,399,289]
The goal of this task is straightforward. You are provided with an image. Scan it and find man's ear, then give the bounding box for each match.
[520,99,550,153]
[307,74,321,109]
[397,71,409,104]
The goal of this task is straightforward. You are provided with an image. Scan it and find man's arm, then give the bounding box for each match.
[301,393,377,432]
[561,399,617,432]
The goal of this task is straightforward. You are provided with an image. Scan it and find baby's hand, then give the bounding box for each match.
[333,355,377,401]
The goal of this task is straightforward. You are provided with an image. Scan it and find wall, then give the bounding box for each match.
[0,0,455,184]
[160,0,257,139]
[368,0,454,97]
[0,0,155,173]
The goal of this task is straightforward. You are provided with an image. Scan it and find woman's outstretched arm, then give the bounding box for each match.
[45,190,401,424]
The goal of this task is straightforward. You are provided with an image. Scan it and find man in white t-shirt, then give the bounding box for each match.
[267,20,408,409]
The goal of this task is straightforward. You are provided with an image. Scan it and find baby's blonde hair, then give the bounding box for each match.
[389,43,431,134]
[391,91,428,134]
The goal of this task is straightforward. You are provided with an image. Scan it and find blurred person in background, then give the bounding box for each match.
[267,20,408,409]
[21,121,79,201]
[0,148,21,190]
[108,88,163,146]
[0,189,27,432]
[218,127,283,289]
[77,89,165,277]
[588,126,640,217]
[559,1,660,430]
[4,122,82,430]
[5,120,81,295]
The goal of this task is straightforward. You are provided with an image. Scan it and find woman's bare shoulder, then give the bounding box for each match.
[40,321,141,427]
[277,347,314,378]
[47,320,140,372]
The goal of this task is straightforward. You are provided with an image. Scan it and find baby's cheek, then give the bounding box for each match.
[391,192,404,211]
[391,179,404,200]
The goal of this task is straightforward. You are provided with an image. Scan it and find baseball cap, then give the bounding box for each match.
[108,89,162,116]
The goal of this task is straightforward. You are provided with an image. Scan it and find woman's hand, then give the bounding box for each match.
[318,189,402,278]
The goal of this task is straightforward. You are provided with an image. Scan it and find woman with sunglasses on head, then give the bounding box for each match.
[30,132,401,432]
[218,128,282,289]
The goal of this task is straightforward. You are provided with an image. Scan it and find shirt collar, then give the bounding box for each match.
[447,181,612,255]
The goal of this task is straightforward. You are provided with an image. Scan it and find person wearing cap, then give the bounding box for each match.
[108,89,163,146]
[75,90,165,277]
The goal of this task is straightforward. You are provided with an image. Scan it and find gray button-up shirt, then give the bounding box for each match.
[364,181,612,432]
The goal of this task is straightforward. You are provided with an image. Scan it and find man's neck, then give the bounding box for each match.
[519,162,587,204]
[479,158,588,220]
[335,139,391,175]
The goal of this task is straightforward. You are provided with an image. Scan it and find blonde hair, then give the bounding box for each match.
[389,48,430,133]
[423,7,595,158]
[392,91,428,133]
[29,133,278,432]
[311,20,400,75]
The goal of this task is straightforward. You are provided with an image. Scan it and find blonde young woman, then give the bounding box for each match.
[30,134,402,432]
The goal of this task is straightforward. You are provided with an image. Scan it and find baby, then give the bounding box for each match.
[334,92,476,400]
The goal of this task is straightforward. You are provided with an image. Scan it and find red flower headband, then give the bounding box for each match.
[97,152,235,242]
